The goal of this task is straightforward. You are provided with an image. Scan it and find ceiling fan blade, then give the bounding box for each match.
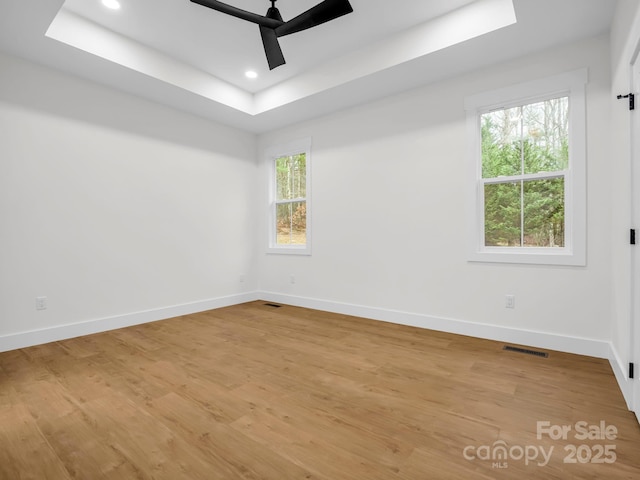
[190,0,284,29]
[260,26,286,70]
[275,0,353,37]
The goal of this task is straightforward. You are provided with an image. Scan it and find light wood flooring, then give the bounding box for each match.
[0,301,639,479]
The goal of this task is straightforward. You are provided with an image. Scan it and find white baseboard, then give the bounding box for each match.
[260,292,611,358]
[1,289,633,415]
[608,344,633,410]
[1,291,610,359]
[261,292,640,412]
[261,292,638,410]
[0,291,260,353]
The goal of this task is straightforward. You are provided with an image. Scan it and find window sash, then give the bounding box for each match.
[479,173,567,249]
[481,171,565,185]
[274,198,306,205]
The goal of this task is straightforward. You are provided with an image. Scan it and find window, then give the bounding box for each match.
[482,97,568,248]
[266,138,311,255]
[465,69,587,265]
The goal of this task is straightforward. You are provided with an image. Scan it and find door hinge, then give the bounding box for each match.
[617,93,635,110]
[631,229,637,245]
[630,362,635,380]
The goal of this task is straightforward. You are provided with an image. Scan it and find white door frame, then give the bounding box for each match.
[631,49,640,423]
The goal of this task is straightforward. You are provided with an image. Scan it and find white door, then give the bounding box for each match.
[632,54,640,423]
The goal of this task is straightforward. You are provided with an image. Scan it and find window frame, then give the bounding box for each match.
[465,69,587,266]
[266,137,312,255]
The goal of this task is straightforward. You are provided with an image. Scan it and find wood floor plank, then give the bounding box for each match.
[230,408,402,480]
[0,300,638,479]
[0,402,72,480]
[147,391,319,480]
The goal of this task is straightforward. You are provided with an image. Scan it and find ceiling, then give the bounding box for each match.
[0,0,617,133]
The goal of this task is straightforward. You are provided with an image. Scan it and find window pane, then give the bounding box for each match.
[484,182,521,247]
[523,97,569,174]
[276,154,306,201]
[523,178,564,247]
[276,201,306,245]
[481,107,522,178]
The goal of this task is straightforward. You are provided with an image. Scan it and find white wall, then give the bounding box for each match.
[0,25,628,383]
[0,51,258,349]
[0,25,635,405]
[609,0,640,407]
[258,35,613,356]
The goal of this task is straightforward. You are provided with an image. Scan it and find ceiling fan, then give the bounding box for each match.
[190,0,354,70]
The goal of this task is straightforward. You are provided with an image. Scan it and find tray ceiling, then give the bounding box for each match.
[0,0,617,133]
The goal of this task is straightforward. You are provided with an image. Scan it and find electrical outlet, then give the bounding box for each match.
[505,295,515,309]
[239,275,245,283]
[36,296,47,311]
[290,274,296,284]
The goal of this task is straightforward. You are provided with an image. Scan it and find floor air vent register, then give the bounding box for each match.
[263,303,282,308]
[503,345,549,358]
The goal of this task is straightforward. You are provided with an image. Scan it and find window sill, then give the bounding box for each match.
[468,248,585,266]
[267,246,311,256]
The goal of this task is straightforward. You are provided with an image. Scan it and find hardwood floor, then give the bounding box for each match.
[0,301,639,479]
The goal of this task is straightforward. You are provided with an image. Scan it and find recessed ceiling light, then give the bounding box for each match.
[245,70,258,79]
[102,0,121,10]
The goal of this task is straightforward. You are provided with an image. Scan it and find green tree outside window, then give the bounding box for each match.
[481,97,568,248]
